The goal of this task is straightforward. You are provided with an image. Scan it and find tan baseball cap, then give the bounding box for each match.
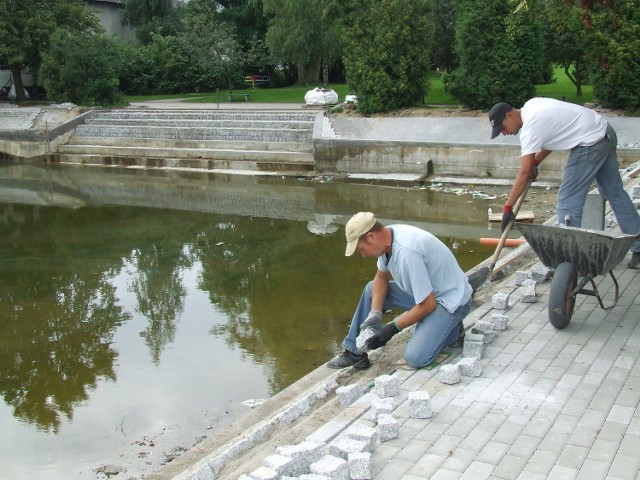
[345,212,376,256]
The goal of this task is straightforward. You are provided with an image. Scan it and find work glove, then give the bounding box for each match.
[501,205,515,232]
[531,165,539,182]
[360,310,383,332]
[365,320,401,350]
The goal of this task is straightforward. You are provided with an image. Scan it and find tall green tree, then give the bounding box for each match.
[261,0,341,85]
[340,0,434,113]
[586,0,640,110]
[431,0,457,72]
[121,0,182,45]
[541,0,589,96]
[0,0,101,102]
[448,0,540,109]
[182,0,247,92]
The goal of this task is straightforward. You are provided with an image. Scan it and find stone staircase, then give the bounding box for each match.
[56,109,319,174]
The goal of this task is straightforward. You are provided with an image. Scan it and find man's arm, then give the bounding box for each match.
[505,153,538,208]
[370,269,390,312]
[394,292,437,330]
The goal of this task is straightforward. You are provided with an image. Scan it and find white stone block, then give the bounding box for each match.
[374,374,400,398]
[490,313,509,331]
[336,384,365,407]
[377,414,399,441]
[348,451,371,480]
[344,424,379,452]
[492,291,510,310]
[309,455,349,480]
[519,283,536,303]
[369,397,394,421]
[457,357,482,377]
[439,364,461,384]
[356,327,377,353]
[514,270,529,286]
[408,391,433,419]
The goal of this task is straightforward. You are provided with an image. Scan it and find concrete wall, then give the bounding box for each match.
[86,0,135,41]
[313,115,640,180]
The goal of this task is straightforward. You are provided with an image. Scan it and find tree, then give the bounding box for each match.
[262,0,341,85]
[448,0,539,109]
[340,0,434,114]
[586,0,640,110]
[431,0,457,72]
[40,31,123,105]
[0,0,101,102]
[121,0,183,45]
[541,0,589,96]
[182,0,247,92]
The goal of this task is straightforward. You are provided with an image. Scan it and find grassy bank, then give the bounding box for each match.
[124,67,593,107]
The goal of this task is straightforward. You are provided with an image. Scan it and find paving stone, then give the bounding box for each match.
[439,364,461,384]
[408,391,433,419]
[458,357,482,377]
[247,466,280,480]
[276,441,325,476]
[356,327,377,353]
[263,454,296,476]
[492,291,510,310]
[463,338,485,359]
[374,374,400,398]
[530,263,552,283]
[344,424,380,452]
[336,384,365,407]
[348,451,371,480]
[519,283,537,303]
[490,313,509,331]
[514,270,530,286]
[328,435,368,460]
[309,455,349,480]
[377,414,400,441]
[369,397,394,421]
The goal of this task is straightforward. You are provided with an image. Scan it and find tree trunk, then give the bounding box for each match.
[10,64,26,103]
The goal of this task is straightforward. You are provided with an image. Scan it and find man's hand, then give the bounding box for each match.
[360,310,382,332]
[365,321,401,350]
[501,205,515,232]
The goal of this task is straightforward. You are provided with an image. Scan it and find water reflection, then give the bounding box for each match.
[0,163,496,479]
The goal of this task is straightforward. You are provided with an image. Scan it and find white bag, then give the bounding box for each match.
[304,88,338,106]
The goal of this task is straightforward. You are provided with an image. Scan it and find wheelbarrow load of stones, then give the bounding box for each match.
[514,222,637,330]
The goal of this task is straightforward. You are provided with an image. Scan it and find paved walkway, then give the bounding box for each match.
[167,167,640,480]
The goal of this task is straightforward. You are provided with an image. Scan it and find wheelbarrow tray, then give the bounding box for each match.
[514,223,636,277]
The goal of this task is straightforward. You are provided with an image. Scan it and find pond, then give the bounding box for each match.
[0,163,498,479]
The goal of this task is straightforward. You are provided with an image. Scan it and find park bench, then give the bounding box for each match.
[227,93,251,102]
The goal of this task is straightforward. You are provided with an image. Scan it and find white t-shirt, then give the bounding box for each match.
[376,224,472,313]
[520,97,607,156]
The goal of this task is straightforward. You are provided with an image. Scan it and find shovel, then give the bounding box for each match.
[467,179,532,293]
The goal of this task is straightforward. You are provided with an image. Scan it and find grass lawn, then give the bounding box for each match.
[124,66,594,108]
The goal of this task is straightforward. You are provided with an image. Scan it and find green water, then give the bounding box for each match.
[0,164,497,479]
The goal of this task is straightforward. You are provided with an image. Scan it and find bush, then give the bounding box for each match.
[41,30,123,106]
[587,1,640,111]
[341,0,433,114]
[449,0,540,109]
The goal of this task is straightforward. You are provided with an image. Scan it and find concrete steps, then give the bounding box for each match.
[56,109,319,173]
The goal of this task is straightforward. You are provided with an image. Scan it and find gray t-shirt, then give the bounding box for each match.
[376,224,472,313]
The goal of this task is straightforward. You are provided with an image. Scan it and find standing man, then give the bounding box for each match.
[326,212,472,370]
[489,97,640,268]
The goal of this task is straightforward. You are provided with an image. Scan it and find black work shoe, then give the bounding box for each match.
[628,252,640,269]
[447,323,465,349]
[326,350,371,369]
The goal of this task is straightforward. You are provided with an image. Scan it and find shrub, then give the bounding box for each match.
[41,30,123,105]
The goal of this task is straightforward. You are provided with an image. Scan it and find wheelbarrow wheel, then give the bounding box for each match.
[548,261,577,329]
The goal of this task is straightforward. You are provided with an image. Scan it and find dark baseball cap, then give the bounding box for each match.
[489,102,513,139]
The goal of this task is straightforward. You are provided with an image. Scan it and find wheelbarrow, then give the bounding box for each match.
[514,222,637,329]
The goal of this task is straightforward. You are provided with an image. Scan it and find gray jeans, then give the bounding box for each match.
[556,123,640,253]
